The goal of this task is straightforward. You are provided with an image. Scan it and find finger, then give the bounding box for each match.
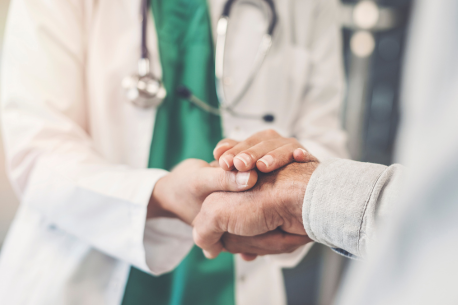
[219,130,282,171]
[209,160,220,167]
[193,222,225,259]
[192,193,236,259]
[293,148,311,163]
[219,141,257,171]
[213,139,238,161]
[222,231,312,255]
[256,143,301,173]
[232,138,292,171]
[194,167,258,196]
[240,253,258,261]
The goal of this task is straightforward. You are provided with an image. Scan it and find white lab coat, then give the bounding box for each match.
[0,0,347,304]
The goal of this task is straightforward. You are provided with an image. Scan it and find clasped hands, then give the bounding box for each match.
[148,130,319,261]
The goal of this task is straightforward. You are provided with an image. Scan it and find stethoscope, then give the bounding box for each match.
[122,0,277,123]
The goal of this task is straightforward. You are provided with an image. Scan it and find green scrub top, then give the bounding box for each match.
[121,0,235,304]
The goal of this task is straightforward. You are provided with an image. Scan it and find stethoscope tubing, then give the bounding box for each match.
[132,0,277,122]
[141,0,150,60]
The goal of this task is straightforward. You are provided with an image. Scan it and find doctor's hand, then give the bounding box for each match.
[147,159,258,225]
[192,160,319,259]
[214,129,312,173]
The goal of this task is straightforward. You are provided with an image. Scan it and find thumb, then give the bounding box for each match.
[195,166,258,195]
[193,226,225,259]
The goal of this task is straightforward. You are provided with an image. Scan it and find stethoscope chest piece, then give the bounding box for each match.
[123,73,166,108]
[123,0,166,109]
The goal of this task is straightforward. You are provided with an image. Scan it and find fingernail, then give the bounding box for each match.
[300,148,308,156]
[236,171,250,187]
[220,155,232,169]
[258,155,274,167]
[234,153,250,166]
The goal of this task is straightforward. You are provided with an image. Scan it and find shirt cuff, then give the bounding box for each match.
[302,159,387,258]
[132,171,194,275]
[142,218,194,275]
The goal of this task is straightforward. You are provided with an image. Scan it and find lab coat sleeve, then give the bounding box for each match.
[302,159,406,259]
[1,0,193,275]
[292,0,349,162]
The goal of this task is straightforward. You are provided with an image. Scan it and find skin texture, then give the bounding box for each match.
[214,129,312,173]
[222,230,312,261]
[192,160,319,259]
[148,128,317,261]
[148,159,258,225]
[212,131,314,260]
[148,159,312,261]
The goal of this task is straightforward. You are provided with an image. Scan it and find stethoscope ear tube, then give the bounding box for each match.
[222,0,277,35]
[222,0,236,17]
[177,86,275,123]
[264,0,277,35]
[140,0,150,59]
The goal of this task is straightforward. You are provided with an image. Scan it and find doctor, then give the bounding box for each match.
[0,0,347,304]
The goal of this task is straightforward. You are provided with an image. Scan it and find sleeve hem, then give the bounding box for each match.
[302,159,387,257]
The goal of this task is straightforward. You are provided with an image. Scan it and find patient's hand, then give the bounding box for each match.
[214,129,311,173]
[222,230,312,261]
[193,161,319,259]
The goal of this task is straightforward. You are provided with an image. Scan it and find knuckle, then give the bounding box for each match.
[241,149,257,160]
[263,129,279,138]
[244,136,259,147]
[193,232,207,248]
[265,150,277,159]
[282,149,296,161]
[217,172,229,190]
[188,178,200,195]
[222,148,236,158]
[277,147,294,162]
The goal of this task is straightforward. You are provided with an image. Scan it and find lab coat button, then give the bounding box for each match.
[238,275,246,283]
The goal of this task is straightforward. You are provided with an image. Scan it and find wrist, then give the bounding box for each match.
[147,175,175,219]
[281,162,319,232]
[285,179,308,229]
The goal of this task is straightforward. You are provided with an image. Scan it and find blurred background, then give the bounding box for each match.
[0,0,412,304]
[284,1,412,304]
[0,0,16,251]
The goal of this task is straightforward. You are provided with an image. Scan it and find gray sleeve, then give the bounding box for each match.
[302,159,405,259]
